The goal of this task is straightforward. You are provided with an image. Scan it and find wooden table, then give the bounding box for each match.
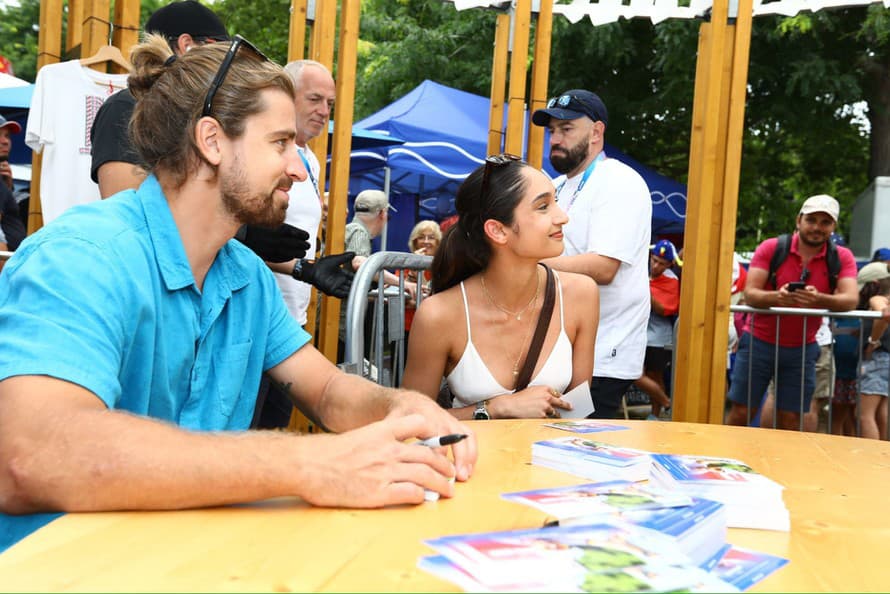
[1,420,888,592]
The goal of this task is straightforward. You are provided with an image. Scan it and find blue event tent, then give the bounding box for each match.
[348,80,687,251]
[0,83,34,166]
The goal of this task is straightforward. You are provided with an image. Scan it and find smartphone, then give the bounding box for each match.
[786,281,807,292]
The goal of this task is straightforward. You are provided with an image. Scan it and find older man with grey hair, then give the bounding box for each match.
[345,189,394,257]
[337,189,416,360]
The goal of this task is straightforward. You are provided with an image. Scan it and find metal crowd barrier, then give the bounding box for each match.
[729,305,888,438]
[341,251,432,386]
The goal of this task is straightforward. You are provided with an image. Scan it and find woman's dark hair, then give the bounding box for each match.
[431,156,530,294]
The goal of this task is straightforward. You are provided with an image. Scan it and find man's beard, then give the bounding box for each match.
[220,162,287,227]
[798,231,828,249]
[549,138,589,175]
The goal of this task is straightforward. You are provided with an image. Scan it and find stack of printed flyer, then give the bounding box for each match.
[649,454,790,531]
[418,521,787,592]
[531,437,651,482]
[502,480,727,567]
[417,425,791,591]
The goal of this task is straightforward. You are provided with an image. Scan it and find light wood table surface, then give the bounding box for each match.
[1,419,888,592]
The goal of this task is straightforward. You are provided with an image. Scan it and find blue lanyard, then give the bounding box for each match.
[556,152,605,211]
[298,148,321,200]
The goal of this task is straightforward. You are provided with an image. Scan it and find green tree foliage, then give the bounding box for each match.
[0,0,164,82]
[0,0,42,82]
[546,10,874,249]
[354,0,496,119]
[3,0,888,250]
[215,0,291,65]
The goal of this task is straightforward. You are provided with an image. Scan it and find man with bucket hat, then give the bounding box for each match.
[533,89,652,419]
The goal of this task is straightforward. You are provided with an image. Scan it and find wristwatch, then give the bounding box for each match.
[291,258,306,281]
[868,336,882,347]
[473,400,490,420]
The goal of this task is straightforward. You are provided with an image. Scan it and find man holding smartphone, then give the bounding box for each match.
[0,114,25,251]
[725,195,859,430]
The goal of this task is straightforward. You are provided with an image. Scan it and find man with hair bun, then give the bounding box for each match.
[90,1,313,267]
[0,33,475,554]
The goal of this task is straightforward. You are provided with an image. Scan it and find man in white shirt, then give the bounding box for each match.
[535,90,652,419]
[257,60,354,428]
[265,60,353,325]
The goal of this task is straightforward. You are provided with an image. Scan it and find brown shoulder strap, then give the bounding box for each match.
[514,264,556,392]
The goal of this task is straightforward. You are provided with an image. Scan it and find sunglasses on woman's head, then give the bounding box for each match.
[480,153,522,202]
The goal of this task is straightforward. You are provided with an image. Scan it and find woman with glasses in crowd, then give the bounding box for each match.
[403,220,442,336]
[401,155,599,420]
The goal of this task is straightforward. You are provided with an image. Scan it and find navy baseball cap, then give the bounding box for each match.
[145,1,229,43]
[532,89,609,127]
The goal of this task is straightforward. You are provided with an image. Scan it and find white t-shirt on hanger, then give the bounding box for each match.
[25,61,128,224]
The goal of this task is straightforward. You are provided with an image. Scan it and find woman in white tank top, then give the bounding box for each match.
[401,155,600,420]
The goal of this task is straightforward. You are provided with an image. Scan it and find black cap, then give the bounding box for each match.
[532,89,608,127]
[145,1,229,42]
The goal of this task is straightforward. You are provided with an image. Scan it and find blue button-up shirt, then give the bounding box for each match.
[0,175,310,550]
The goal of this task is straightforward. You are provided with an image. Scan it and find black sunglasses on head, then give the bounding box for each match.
[202,35,269,118]
[480,153,522,202]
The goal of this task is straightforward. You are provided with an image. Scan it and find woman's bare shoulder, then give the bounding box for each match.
[553,269,598,298]
[414,284,466,326]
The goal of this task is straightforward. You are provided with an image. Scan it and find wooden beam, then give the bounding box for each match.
[111,0,140,73]
[504,0,530,156]
[487,12,510,155]
[66,0,83,53]
[29,0,64,234]
[708,0,754,423]
[673,0,753,424]
[288,0,309,62]
[319,0,361,363]
[527,0,553,169]
[673,1,730,424]
[308,0,335,210]
[82,0,111,71]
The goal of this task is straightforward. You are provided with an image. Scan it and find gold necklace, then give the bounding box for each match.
[507,305,538,379]
[480,268,541,321]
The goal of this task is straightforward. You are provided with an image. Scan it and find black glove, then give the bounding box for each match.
[237,224,310,263]
[295,252,356,299]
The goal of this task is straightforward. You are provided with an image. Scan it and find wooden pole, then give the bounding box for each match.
[527,0,553,169]
[673,0,753,424]
[81,0,110,70]
[708,0,754,423]
[673,6,728,423]
[503,0,530,156]
[28,0,64,234]
[308,0,335,206]
[487,12,510,155]
[66,0,83,53]
[288,0,309,62]
[111,0,140,73]
[319,0,361,363]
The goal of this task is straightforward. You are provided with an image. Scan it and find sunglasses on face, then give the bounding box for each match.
[202,35,269,118]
